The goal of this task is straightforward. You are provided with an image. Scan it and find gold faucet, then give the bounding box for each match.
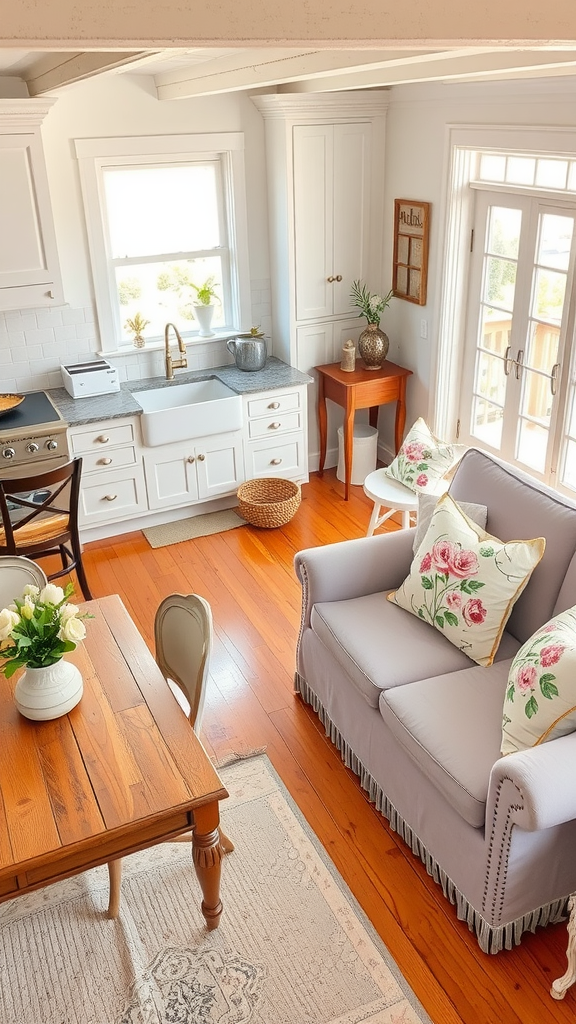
[164,323,188,380]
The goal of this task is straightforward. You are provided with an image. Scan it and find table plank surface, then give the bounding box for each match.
[0,594,228,916]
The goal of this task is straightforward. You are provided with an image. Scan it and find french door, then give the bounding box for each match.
[459,189,576,489]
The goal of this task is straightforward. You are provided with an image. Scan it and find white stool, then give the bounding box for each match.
[363,469,418,536]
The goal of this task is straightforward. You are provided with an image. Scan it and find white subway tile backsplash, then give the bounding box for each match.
[62,307,87,326]
[36,310,64,329]
[54,325,77,344]
[23,329,55,347]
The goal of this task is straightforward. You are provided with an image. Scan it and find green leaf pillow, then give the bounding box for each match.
[384,417,464,493]
[388,493,546,667]
[502,607,576,755]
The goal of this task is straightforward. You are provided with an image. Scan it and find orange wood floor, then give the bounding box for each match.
[69,468,573,1024]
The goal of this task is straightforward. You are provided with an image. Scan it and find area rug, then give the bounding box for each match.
[143,508,247,548]
[0,756,431,1024]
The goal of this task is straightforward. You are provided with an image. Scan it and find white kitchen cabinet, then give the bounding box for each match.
[68,417,147,527]
[243,385,308,482]
[252,93,388,374]
[0,100,64,311]
[144,432,244,510]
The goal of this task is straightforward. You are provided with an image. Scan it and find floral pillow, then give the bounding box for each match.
[388,493,545,667]
[384,417,464,494]
[501,607,576,755]
[412,492,488,554]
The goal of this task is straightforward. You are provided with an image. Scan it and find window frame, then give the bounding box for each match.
[75,133,252,354]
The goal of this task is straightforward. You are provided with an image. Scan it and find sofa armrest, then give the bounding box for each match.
[294,528,415,631]
[487,732,576,832]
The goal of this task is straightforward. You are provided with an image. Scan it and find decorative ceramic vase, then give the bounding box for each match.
[194,304,215,338]
[358,323,389,370]
[133,333,145,349]
[14,659,84,721]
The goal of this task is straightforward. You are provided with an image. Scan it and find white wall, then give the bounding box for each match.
[0,74,272,392]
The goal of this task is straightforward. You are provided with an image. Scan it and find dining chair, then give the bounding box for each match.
[106,592,234,918]
[0,459,93,601]
[0,554,48,608]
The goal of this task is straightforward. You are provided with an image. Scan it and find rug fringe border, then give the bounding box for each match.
[212,746,268,770]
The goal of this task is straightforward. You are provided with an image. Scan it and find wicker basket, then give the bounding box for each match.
[237,477,301,528]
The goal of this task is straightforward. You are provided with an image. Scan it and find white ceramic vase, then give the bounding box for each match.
[194,303,215,338]
[14,659,84,721]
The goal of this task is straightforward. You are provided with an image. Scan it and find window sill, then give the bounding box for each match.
[98,329,243,359]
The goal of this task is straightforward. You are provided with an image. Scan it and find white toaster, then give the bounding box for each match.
[61,359,120,398]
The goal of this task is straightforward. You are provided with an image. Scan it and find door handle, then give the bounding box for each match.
[551,362,560,396]
[504,345,513,376]
[515,349,524,380]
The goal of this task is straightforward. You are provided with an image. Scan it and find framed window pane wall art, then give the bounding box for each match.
[392,199,430,305]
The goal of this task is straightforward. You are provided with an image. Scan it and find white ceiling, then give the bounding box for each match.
[3,45,576,99]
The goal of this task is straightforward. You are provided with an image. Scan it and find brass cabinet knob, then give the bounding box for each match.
[197,453,206,461]
[327,275,335,283]
[335,274,343,282]
[270,458,282,465]
[187,456,195,463]
[103,494,117,501]
[268,401,280,409]
[98,457,113,466]
[269,422,281,430]
[97,435,110,444]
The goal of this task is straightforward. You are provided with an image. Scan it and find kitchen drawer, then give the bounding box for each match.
[248,410,301,440]
[69,420,136,455]
[78,464,147,525]
[81,445,138,474]
[247,391,300,419]
[244,434,306,479]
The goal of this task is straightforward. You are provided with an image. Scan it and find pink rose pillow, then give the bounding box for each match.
[501,607,576,754]
[388,493,545,667]
[383,417,464,493]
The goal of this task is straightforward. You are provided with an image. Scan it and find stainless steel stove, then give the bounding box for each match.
[0,391,70,477]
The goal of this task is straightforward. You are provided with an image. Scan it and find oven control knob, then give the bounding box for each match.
[26,442,40,454]
[45,440,58,451]
[1,447,15,459]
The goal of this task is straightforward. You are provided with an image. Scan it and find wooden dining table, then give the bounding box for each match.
[0,594,228,930]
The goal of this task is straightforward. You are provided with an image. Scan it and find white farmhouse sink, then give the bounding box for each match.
[133,378,242,447]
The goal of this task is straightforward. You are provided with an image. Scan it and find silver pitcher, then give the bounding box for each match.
[227,335,267,372]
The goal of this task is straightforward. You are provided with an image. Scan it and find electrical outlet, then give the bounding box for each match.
[420,319,428,339]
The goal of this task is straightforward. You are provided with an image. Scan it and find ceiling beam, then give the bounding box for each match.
[24,51,158,95]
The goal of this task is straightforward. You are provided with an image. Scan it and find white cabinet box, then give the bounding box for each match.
[0,100,64,311]
[243,385,308,482]
[69,417,147,527]
[144,432,244,510]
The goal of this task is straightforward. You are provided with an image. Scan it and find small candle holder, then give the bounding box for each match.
[341,339,356,372]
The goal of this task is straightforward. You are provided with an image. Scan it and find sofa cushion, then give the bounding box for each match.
[379,660,513,827]
[389,493,545,667]
[449,447,576,645]
[384,417,464,493]
[413,492,488,554]
[502,606,576,755]
[310,590,520,707]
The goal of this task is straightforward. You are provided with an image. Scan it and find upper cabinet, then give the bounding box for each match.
[0,100,64,312]
[252,92,389,372]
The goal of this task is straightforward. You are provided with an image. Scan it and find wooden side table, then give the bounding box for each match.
[315,359,413,500]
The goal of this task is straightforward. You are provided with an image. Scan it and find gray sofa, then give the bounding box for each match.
[294,447,576,953]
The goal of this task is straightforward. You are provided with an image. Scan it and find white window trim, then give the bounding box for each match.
[432,125,576,442]
[75,133,252,354]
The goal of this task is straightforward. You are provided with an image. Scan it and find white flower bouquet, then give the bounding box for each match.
[350,279,394,324]
[0,582,90,678]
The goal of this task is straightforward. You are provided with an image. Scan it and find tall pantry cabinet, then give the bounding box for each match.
[252,92,389,467]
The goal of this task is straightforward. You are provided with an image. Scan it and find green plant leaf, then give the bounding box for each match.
[506,684,515,701]
[540,678,559,699]
[421,576,434,590]
[436,615,445,628]
[444,611,459,626]
[525,695,539,719]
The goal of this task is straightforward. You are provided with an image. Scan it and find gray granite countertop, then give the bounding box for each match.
[48,357,313,427]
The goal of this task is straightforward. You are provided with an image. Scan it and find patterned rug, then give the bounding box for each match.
[0,756,431,1024]
[142,508,246,548]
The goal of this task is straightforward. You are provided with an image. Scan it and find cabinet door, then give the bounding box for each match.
[293,122,372,323]
[196,433,244,499]
[144,446,199,510]
[0,133,64,311]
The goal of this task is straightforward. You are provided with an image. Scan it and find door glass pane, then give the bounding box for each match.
[517,419,549,473]
[477,350,507,405]
[535,160,568,190]
[487,207,521,259]
[563,439,576,491]
[471,396,503,448]
[480,307,512,356]
[533,268,567,322]
[537,214,573,272]
[525,322,560,375]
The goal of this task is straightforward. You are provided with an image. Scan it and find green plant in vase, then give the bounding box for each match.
[350,279,394,370]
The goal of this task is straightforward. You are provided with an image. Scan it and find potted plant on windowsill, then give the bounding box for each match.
[191,276,219,338]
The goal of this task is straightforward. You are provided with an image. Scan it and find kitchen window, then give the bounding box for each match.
[75,133,251,353]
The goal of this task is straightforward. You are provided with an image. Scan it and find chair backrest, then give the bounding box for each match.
[154,593,213,734]
[0,459,82,555]
[0,555,48,609]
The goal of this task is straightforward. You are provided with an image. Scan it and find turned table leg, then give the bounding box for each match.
[192,802,223,930]
[551,894,576,1000]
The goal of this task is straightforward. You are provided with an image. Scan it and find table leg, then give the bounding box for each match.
[343,398,355,501]
[395,379,408,454]
[192,802,223,930]
[551,894,576,1000]
[317,374,327,475]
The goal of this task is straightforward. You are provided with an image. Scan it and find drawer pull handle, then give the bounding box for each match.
[269,422,281,430]
[187,455,195,463]
[98,457,113,466]
[197,453,206,461]
[270,458,282,465]
[103,494,117,502]
[97,435,110,444]
[268,401,280,410]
